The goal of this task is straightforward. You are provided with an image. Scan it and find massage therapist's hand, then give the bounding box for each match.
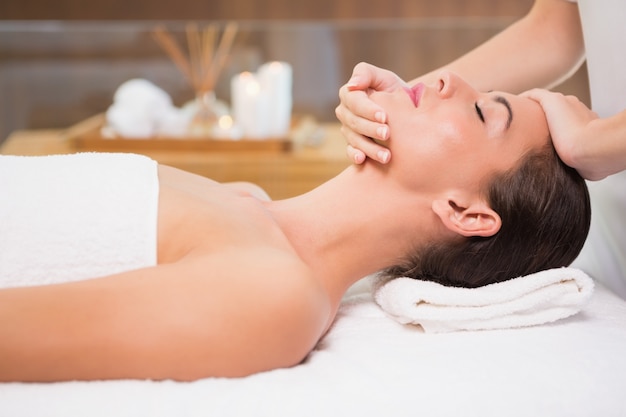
[523,88,605,180]
[335,62,406,164]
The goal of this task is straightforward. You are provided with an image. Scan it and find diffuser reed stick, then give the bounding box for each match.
[152,22,239,94]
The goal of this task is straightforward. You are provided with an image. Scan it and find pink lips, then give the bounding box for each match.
[404,83,425,107]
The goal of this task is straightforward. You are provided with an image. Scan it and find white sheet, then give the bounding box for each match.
[2,276,626,417]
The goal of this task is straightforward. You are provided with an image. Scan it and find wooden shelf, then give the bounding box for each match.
[68,114,292,153]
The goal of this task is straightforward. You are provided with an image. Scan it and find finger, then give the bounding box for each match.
[346,145,366,164]
[352,61,401,91]
[335,100,388,141]
[521,88,561,103]
[525,90,593,119]
[340,115,389,144]
[335,91,389,135]
[520,88,543,98]
[344,75,368,91]
[342,127,391,164]
[348,62,377,88]
[340,63,374,93]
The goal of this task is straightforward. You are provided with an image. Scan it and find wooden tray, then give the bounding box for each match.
[65,114,293,153]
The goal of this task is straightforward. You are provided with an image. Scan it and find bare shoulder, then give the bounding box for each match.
[224,181,272,201]
[158,164,271,201]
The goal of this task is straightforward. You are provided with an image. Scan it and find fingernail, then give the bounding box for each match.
[375,111,386,123]
[378,150,390,164]
[376,125,388,140]
[346,76,360,88]
[354,153,365,164]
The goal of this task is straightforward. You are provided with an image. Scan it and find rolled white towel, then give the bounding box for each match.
[106,78,176,138]
[373,267,594,332]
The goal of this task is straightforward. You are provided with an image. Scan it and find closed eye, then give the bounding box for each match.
[475,102,485,123]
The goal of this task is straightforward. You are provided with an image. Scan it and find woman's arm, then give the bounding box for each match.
[336,0,584,164]
[0,248,329,382]
[413,0,584,93]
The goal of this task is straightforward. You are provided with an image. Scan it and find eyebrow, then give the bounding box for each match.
[493,95,513,130]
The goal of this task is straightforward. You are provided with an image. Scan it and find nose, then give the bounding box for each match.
[435,70,474,99]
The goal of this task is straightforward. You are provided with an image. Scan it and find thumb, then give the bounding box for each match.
[521,88,551,103]
[345,62,377,91]
[521,88,568,110]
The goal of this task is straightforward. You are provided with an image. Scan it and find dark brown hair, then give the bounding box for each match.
[384,143,591,288]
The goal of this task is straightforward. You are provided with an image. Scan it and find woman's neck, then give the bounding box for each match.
[265,163,440,302]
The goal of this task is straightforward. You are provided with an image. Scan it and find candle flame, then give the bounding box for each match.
[218,115,234,129]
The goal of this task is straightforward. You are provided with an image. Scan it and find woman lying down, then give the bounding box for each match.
[0,67,590,382]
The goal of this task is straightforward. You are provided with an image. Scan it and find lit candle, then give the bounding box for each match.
[212,115,243,139]
[258,61,293,137]
[231,72,271,139]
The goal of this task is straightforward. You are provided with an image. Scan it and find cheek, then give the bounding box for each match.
[388,106,475,167]
[398,119,465,161]
[390,124,470,189]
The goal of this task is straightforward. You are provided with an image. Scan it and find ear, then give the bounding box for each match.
[432,198,502,237]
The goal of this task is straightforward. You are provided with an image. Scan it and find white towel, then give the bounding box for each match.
[0,152,159,288]
[373,267,594,332]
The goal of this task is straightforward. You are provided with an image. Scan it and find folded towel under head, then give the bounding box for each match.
[0,153,159,288]
[373,267,594,332]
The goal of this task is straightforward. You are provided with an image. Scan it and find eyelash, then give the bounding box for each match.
[475,102,485,123]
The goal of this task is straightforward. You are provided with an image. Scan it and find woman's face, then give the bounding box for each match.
[370,71,550,194]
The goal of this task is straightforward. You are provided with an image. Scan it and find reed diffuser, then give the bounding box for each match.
[152,22,238,137]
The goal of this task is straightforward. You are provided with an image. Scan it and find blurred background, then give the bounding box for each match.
[0,0,589,144]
